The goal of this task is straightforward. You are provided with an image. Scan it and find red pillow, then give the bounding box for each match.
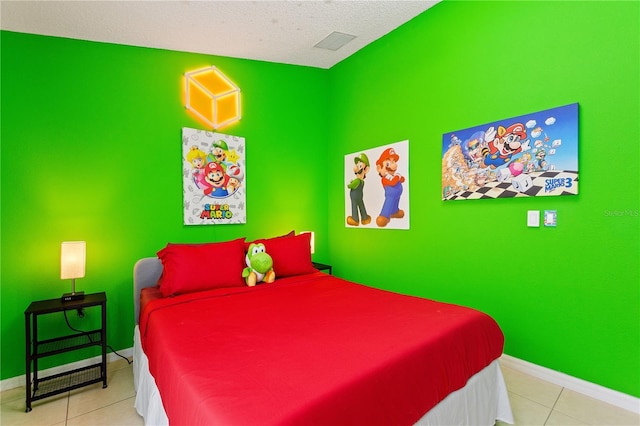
[254,232,315,278]
[244,230,294,252]
[157,238,246,296]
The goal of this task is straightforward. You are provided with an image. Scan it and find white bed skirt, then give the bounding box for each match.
[133,326,513,425]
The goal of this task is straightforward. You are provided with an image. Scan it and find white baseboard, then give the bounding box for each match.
[0,347,133,393]
[500,354,640,415]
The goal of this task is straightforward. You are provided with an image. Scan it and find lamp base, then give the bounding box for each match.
[61,291,85,302]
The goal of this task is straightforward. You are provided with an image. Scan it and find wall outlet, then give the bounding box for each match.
[544,210,557,227]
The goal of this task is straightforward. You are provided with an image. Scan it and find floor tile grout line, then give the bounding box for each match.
[551,387,564,410]
[65,390,70,426]
[543,387,564,425]
[508,388,557,411]
[65,394,137,421]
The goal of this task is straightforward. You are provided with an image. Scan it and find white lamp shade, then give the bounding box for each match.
[61,241,86,279]
[301,231,315,254]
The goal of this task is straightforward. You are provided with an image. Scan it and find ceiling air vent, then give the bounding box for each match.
[314,31,357,51]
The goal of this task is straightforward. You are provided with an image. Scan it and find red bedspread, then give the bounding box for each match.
[140,272,504,426]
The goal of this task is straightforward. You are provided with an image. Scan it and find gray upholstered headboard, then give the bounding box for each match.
[133,257,163,324]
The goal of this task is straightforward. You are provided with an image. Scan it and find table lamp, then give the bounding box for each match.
[61,241,86,302]
[301,231,315,254]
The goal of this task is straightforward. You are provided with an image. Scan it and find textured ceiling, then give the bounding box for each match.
[0,0,439,69]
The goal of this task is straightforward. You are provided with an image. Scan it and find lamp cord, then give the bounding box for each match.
[63,310,132,365]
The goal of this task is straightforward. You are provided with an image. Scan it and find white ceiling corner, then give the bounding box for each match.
[0,0,439,69]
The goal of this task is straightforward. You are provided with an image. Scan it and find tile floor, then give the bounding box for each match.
[2,359,638,425]
[1,358,142,426]
[497,366,639,426]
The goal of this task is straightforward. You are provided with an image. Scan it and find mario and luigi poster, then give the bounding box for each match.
[345,140,410,229]
[442,103,579,200]
[182,127,246,225]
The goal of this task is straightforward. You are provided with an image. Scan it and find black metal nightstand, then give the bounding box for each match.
[312,262,332,275]
[24,292,107,412]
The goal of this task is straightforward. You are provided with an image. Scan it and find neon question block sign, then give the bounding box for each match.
[184,66,241,129]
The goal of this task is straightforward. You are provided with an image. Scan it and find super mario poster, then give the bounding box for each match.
[344,140,410,229]
[182,127,246,225]
[442,103,579,201]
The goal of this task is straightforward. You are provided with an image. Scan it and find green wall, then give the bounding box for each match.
[327,1,639,397]
[1,32,329,377]
[1,0,638,400]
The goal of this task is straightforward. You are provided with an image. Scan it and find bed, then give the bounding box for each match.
[133,234,513,425]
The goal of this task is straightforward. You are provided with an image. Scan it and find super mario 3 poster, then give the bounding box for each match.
[182,127,246,225]
[344,140,410,230]
[442,103,579,201]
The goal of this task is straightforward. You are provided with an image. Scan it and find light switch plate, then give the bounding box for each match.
[527,210,540,227]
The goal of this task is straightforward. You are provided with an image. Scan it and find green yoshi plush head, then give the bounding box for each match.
[242,243,275,287]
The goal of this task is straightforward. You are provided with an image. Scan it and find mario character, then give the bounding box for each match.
[243,243,275,287]
[375,148,405,227]
[346,153,371,226]
[482,123,530,169]
[203,162,229,198]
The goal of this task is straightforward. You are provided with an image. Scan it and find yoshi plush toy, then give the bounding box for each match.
[243,243,276,286]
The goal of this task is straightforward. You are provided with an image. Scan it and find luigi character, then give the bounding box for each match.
[346,153,371,226]
[207,140,231,169]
